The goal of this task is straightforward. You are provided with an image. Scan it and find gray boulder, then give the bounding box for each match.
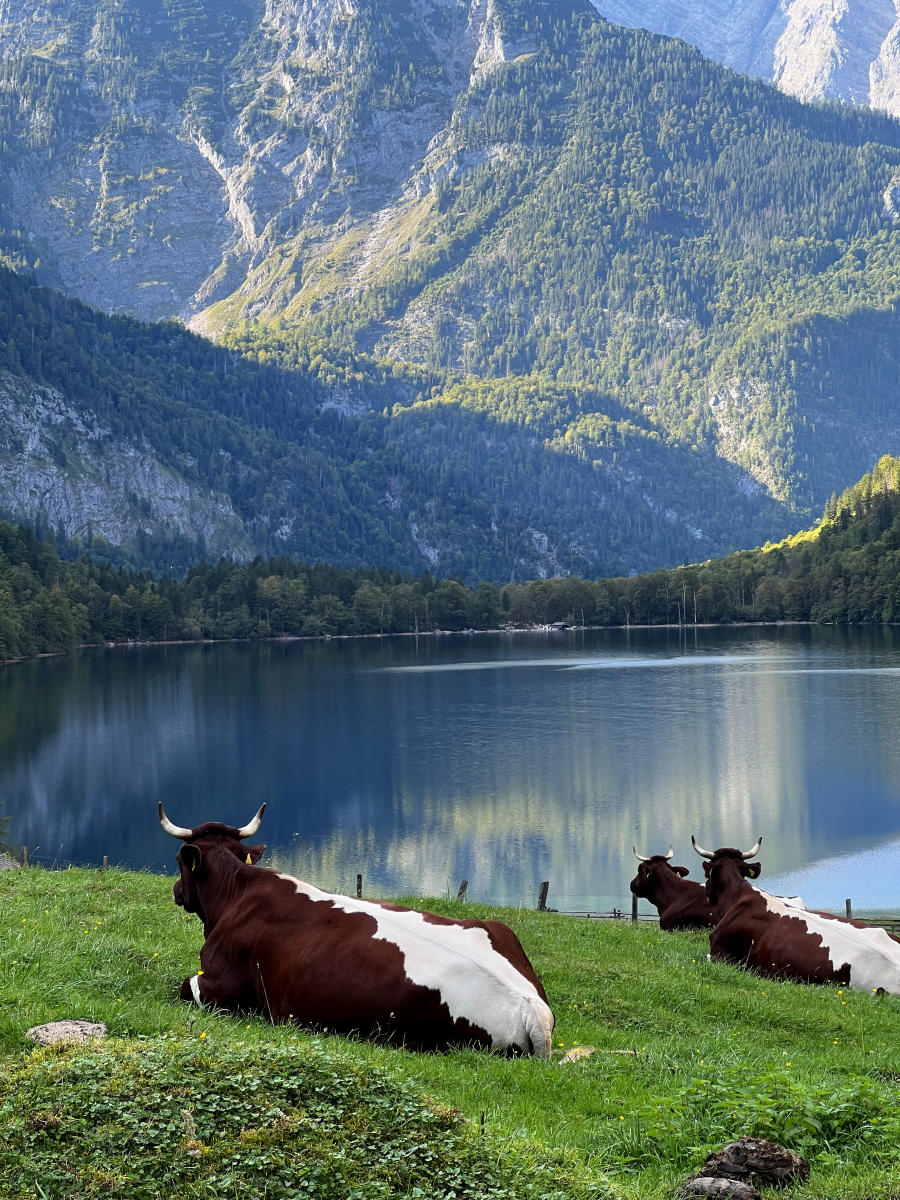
[680,1180,761,1200]
[26,1020,107,1046]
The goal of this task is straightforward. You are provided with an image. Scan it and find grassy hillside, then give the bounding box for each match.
[4,866,900,1197]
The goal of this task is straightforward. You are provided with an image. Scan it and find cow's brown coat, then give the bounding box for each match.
[172,821,552,1053]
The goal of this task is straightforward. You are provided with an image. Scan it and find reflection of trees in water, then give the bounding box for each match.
[5,632,900,895]
[0,656,68,763]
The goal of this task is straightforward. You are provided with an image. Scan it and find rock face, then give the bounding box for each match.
[0,0,530,324]
[0,370,253,559]
[592,0,900,115]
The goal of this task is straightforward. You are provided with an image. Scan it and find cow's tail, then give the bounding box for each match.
[524,995,554,1059]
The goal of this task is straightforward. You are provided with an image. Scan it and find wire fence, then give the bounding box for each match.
[8,848,900,933]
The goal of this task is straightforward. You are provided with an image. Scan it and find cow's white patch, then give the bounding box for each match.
[189,974,204,1007]
[275,874,554,1056]
[754,888,806,910]
[759,890,900,994]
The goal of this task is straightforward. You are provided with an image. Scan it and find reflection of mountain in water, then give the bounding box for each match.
[3,630,900,906]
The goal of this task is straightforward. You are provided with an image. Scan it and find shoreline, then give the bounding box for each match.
[3,618,897,667]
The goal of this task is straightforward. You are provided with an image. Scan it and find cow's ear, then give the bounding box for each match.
[702,861,712,878]
[671,865,690,877]
[745,861,761,879]
[181,845,202,873]
[245,843,266,865]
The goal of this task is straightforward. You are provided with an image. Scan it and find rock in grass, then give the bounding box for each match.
[26,1020,107,1046]
[702,1137,810,1186]
[680,1178,761,1199]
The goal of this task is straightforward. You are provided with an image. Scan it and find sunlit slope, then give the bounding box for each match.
[572,453,900,624]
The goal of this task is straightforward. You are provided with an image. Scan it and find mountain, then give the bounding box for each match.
[2,0,900,574]
[591,0,900,116]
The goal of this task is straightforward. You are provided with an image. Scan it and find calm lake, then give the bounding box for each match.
[5,626,900,912]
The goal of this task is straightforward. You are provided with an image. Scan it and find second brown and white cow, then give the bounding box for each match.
[630,846,717,930]
[695,835,900,994]
[160,803,555,1056]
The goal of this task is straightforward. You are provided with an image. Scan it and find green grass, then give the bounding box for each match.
[4,868,900,1197]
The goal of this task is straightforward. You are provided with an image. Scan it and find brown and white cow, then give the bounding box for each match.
[630,845,717,930]
[160,804,555,1056]
[694,835,900,993]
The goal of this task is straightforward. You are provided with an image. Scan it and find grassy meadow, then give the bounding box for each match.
[4,868,900,1198]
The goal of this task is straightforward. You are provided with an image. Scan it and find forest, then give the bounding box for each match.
[2,454,899,660]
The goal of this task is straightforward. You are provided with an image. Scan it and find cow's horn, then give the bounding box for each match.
[741,837,762,860]
[633,846,651,862]
[237,803,266,839]
[158,803,193,840]
[691,835,714,860]
[664,845,674,860]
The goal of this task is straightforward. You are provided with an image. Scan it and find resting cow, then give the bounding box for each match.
[160,803,555,1056]
[694,835,900,993]
[630,846,717,930]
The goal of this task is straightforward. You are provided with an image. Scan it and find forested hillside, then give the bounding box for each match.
[2,0,900,571]
[3,455,900,660]
[594,0,900,114]
[0,264,785,580]
[229,10,900,521]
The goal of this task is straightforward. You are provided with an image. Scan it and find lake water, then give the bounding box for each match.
[5,626,900,912]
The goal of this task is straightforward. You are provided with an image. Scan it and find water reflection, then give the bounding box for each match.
[4,627,900,909]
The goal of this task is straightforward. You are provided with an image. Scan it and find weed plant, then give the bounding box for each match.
[3,868,900,1197]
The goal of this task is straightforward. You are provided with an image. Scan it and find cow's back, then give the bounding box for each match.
[713,889,900,992]
[208,873,554,1054]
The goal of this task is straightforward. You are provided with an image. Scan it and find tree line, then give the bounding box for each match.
[2,454,900,660]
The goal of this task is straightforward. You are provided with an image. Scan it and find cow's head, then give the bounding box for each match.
[160,803,267,922]
[629,846,690,897]
[692,835,762,906]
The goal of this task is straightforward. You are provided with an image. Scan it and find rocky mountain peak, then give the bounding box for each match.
[592,0,900,116]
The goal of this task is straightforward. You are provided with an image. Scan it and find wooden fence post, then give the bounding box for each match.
[632,894,638,923]
[102,855,108,873]
[21,846,27,867]
[537,881,549,912]
[846,898,853,920]
[356,874,362,899]
[457,879,468,902]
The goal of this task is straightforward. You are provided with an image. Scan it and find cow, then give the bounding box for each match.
[693,835,900,993]
[159,803,555,1056]
[630,846,717,930]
